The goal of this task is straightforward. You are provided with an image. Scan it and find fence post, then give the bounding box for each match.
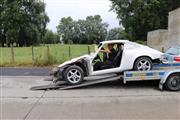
[87,45,90,54]
[47,46,50,62]
[31,45,34,61]
[11,45,14,63]
[68,46,71,59]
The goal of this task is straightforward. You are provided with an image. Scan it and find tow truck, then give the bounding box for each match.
[31,40,180,91]
[31,62,180,91]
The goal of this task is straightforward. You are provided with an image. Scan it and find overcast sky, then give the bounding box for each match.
[44,0,119,32]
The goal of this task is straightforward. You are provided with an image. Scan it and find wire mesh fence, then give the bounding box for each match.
[0,44,95,66]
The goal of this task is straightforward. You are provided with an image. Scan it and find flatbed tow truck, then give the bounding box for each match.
[31,63,180,91]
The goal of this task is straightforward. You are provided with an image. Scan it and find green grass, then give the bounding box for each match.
[0,44,95,67]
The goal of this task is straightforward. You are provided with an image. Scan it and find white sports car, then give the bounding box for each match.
[50,40,163,85]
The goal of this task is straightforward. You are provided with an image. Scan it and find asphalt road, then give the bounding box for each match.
[0,67,51,76]
[1,74,180,120]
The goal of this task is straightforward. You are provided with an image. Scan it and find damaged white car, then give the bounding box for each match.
[50,40,162,85]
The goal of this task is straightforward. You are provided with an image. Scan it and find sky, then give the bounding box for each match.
[44,0,119,32]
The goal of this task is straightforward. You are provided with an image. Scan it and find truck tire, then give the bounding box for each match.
[134,57,153,71]
[63,65,84,85]
[165,73,180,91]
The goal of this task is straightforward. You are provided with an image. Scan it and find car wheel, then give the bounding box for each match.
[134,57,153,71]
[63,66,84,85]
[165,73,180,91]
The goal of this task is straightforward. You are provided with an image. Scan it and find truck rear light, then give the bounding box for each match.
[174,56,180,62]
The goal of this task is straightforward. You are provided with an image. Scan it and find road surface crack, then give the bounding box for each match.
[23,90,46,120]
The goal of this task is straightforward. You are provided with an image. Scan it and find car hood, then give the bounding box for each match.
[58,54,91,68]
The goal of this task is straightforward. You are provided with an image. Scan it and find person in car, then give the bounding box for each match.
[101,43,117,63]
[94,44,117,70]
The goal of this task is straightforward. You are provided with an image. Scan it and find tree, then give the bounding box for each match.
[43,29,60,44]
[56,17,74,44]
[0,0,49,47]
[0,0,6,47]
[110,0,180,41]
[82,15,108,44]
[57,15,108,44]
[107,27,129,40]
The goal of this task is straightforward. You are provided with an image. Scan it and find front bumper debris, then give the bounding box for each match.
[49,67,64,81]
[49,67,59,76]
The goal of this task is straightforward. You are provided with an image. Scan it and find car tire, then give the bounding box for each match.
[165,73,180,91]
[63,65,84,85]
[134,57,153,71]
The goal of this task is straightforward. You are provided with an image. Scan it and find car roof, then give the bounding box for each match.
[100,40,130,44]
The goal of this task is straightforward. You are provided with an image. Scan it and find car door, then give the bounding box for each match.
[89,42,124,76]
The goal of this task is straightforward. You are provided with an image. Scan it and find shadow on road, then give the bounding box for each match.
[63,80,160,90]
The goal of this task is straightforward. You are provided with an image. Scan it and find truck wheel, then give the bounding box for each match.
[165,73,180,91]
[134,57,152,71]
[63,66,84,85]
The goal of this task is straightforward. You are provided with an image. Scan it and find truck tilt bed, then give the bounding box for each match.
[30,75,123,90]
[30,63,180,91]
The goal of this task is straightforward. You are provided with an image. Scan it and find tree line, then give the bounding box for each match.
[0,0,49,47]
[43,15,128,45]
[110,0,180,41]
[56,15,127,44]
[1,0,179,47]
[0,0,126,46]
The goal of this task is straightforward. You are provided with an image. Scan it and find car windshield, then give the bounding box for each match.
[166,47,180,55]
